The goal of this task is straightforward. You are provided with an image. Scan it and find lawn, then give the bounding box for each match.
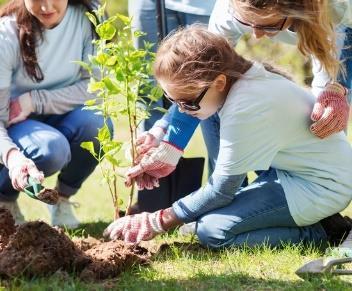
[2,0,352,290]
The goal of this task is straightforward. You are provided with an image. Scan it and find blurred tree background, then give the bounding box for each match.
[0,0,310,85]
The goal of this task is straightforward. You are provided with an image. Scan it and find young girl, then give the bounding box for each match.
[0,0,113,226]
[105,26,352,247]
[125,0,352,188]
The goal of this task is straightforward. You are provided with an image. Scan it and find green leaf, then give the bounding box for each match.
[106,56,118,66]
[95,53,109,65]
[88,81,105,93]
[96,22,116,40]
[103,77,120,94]
[85,12,97,27]
[72,60,92,74]
[97,124,111,142]
[153,106,168,113]
[81,141,96,158]
[150,86,164,99]
[105,155,121,167]
[84,99,97,106]
[116,13,131,25]
[115,68,125,81]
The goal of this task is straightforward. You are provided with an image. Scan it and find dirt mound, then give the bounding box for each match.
[0,208,16,251]
[0,208,153,280]
[0,221,90,277]
[79,240,151,281]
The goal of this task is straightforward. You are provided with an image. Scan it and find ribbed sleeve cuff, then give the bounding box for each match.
[30,90,43,114]
[172,200,195,223]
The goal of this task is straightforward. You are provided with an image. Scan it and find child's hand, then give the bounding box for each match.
[103,210,165,243]
[125,141,183,187]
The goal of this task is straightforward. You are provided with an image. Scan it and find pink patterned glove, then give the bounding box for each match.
[103,210,165,243]
[310,83,349,139]
[9,92,34,125]
[125,141,183,187]
[6,150,44,191]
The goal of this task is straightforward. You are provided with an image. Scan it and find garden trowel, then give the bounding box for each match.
[296,230,352,278]
[24,176,59,205]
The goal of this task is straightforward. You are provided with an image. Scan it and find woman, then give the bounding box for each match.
[105,26,352,248]
[0,0,113,226]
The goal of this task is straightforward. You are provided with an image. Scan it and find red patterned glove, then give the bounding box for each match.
[103,210,165,243]
[310,83,349,139]
[125,141,183,187]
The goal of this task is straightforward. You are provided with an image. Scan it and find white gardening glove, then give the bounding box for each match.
[136,126,166,155]
[6,150,44,191]
[125,141,183,188]
[9,92,34,125]
[103,210,165,243]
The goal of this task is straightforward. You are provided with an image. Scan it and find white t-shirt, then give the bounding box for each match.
[215,62,352,226]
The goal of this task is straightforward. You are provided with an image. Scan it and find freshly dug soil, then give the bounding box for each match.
[0,208,16,251]
[36,188,59,205]
[79,240,151,281]
[0,208,153,280]
[0,221,90,277]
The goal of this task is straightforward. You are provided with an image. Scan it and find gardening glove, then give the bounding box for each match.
[125,141,183,187]
[136,126,166,155]
[6,150,44,191]
[103,210,165,243]
[134,173,160,190]
[310,83,349,139]
[9,92,34,125]
[125,126,166,162]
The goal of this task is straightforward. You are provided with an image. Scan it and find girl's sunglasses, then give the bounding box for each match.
[164,87,209,112]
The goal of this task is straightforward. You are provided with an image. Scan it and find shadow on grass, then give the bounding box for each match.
[115,272,352,291]
[67,221,110,239]
[6,269,352,291]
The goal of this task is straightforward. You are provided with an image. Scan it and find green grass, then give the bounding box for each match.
[1,0,352,289]
[2,122,352,290]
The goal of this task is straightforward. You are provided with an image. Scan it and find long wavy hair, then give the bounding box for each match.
[233,0,339,80]
[0,0,95,82]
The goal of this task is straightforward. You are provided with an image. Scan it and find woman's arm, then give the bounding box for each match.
[172,173,246,223]
[104,173,246,242]
[0,88,19,165]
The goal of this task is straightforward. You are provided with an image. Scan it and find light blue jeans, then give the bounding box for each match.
[196,168,328,248]
[0,107,113,201]
[128,0,210,131]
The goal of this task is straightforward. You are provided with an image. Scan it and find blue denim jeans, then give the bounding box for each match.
[338,27,352,103]
[0,107,113,201]
[128,0,210,131]
[196,168,328,248]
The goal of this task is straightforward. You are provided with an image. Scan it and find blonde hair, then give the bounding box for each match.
[234,0,339,80]
[154,25,251,95]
